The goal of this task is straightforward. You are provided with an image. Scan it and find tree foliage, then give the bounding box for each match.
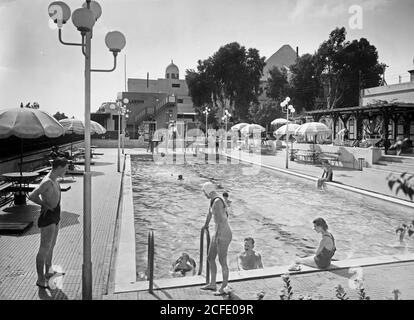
[186,42,266,124]
[387,172,414,201]
[53,112,68,121]
[313,27,384,109]
[265,66,290,102]
[289,54,320,113]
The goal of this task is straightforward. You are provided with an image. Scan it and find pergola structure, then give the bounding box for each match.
[306,103,414,146]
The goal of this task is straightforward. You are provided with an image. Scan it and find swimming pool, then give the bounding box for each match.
[131,154,413,280]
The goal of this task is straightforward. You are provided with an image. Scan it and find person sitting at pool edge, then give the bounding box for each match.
[172,253,196,276]
[237,237,263,271]
[317,161,333,189]
[288,218,336,271]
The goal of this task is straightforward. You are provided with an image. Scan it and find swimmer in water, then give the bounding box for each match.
[178,174,184,181]
[172,253,196,276]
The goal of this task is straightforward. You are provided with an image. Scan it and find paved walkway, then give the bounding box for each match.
[0,148,123,300]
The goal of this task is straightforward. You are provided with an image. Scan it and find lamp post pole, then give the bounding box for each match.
[280,97,295,169]
[222,109,231,153]
[83,21,92,302]
[118,107,121,171]
[203,106,210,154]
[111,98,128,172]
[48,0,126,300]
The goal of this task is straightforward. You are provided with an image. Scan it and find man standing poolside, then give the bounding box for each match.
[237,237,264,271]
[200,182,232,295]
[29,157,68,289]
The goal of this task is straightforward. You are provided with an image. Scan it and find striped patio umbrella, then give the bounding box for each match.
[274,123,300,137]
[230,123,249,131]
[294,122,331,137]
[240,124,266,135]
[271,118,290,126]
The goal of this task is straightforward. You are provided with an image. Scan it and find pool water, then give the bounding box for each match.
[131,155,413,280]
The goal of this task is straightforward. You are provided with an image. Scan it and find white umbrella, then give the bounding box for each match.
[271,118,290,126]
[60,118,106,156]
[240,124,266,135]
[59,118,106,135]
[295,122,332,137]
[0,107,65,175]
[0,108,64,138]
[274,124,300,137]
[230,123,249,131]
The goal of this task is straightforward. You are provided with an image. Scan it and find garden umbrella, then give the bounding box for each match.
[271,118,290,126]
[295,122,331,144]
[240,124,266,135]
[230,123,249,131]
[59,118,106,155]
[274,124,300,137]
[295,122,331,137]
[0,107,65,175]
[59,118,106,135]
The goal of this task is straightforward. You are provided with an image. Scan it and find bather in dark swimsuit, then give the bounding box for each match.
[314,233,336,269]
[37,181,61,228]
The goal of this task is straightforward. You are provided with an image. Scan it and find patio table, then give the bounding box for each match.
[1,172,39,205]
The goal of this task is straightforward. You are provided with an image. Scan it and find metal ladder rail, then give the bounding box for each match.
[147,231,155,293]
[198,227,211,284]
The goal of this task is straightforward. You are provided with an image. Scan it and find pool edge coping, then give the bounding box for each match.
[113,154,137,289]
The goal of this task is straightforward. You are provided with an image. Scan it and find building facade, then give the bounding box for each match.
[92,61,196,140]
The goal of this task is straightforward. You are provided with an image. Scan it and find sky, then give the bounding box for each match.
[1,0,413,119]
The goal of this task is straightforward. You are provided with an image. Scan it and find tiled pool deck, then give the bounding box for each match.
[1,147,413,300]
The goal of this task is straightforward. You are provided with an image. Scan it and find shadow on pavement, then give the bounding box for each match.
[0,208,80,237]
[37,287,69,300]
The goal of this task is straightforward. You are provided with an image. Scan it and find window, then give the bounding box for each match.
[410,121,414,140]
[177,99,183,103]
[130,99,144,104]
[172,83,180,88]
[166,74,170,79]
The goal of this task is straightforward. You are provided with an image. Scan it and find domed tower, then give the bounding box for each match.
[166,60,179,79]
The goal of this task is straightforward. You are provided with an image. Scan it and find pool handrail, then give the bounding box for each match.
[147,231,155,293]
[198,226,210,284]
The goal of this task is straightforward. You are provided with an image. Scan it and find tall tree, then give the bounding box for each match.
[265,66,290,102]
[248,100,283,128]
[314,27,384,109]
[289,54,320,113]
[186,42,266,123]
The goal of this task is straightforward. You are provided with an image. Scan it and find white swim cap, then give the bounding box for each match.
[202,182,215,196]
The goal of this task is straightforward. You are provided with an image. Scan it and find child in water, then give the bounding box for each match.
[222,192,232,217]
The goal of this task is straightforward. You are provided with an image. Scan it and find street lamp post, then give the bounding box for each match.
[221,109,231,152]
[48,0,126,300]
[202,106,211,160]
[203,107,211,150]
[110,97,129,172]
[280,97,295,169]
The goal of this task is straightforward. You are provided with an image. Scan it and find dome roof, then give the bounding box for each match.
[166,60,179,74]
